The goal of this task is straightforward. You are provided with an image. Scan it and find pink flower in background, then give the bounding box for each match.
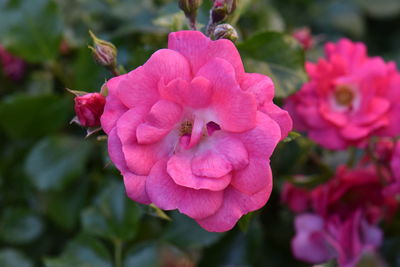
[285,39,400,150]
[101,31,292,232]
[281,181,311,213]
[292,27,313,50]
[292,211,382,267]
[287,165,397,266]
[74,93,106,128]
[0,45,25,81]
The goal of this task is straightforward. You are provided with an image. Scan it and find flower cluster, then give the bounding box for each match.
[100,31,291,232]
[283,164,397,266]
[285,39,400,150]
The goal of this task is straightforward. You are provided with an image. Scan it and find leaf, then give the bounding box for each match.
[163,212,223,250]
[0,95,70,139]
[237,31,306,98]
[0,0,62,62]
[123,243,160,267]
[44,235,112,267]
[0,208,43,244]
[0,249,33,267]
[356,0,400,18]
[24,136,92,191]
[81,181,141,241]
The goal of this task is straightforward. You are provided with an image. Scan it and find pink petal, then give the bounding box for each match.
[101,76,129,134]
[123,172,151,204]
[117,67,159,109]
[234,111,281,159]
[356,97,390,125]
[210,132,249,170]
[196,185,271,232]
[167,152,231,191]
[168,31,244,80]
[116,107,149,145]
[292,214,335,264]
[197,58,257,132]
[240,73,275,106]
[261,103,293,140]
[309,127,348,150]
[118,49,191,108]
[231,158,272,195]
[136,100,182,145]
[107,128,128,171]
[146,160,223,219]
[136,124,170,145]
[122,134,177,175]
[191,150,232,178]
[160,77,212,109]
[188,116,204,149]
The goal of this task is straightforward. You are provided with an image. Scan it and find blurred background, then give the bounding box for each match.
[0,0,400,266]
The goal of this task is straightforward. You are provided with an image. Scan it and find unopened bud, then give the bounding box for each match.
[89,31,117,68]
[214,24,238,42]
[292,27,314,50]
[179,0,202,30]
[179,0,201,16]
[73,92,106,128]
[211,0,236,23]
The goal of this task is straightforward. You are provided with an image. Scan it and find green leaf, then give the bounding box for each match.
[123,243,160,267]
[238,212,255,232]
[44,235,112,267]
[24,136,91,191]
[356,0,400,18]
[81,181,141,241]
[0,0,62,62]
[0,208,43,244]
[46,180,89,230]
[237,31,306,98]
[163,212,223,250]
[0,95,70,139]
[0,249,33,267]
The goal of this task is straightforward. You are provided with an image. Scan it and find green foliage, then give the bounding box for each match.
[24,136,91,191]
[81,181,141,241]
[238,31,306,97]
[0,0,62,62]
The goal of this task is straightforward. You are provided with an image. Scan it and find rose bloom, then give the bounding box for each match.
[74,92,106,128]
[289,165,397,266]
[100,31,292,232]
[285,38,400,150]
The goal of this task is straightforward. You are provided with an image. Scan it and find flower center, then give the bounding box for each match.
[334,85,354,106]
[180,120,193,136]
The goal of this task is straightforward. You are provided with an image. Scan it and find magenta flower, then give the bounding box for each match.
[292,211,382,267]
[287,165,397,266]
[100,31,291,232]
[74,93,106,128]
[0,45,25,81]
[281,180,311,213]
[285,39,400,150]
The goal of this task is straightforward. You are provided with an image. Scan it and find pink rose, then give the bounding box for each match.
[281,181,311,213]
[311,165,396,224]
[285,38,400,150]
[74,93,106,128]
[101,31,292,232]
[291,27,313,50]
[292,211,382,267]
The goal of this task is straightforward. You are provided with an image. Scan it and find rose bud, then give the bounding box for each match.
[214,23,238,42]
[88,31,117,69]
[74,92,106,128]
[211,0,236,23]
